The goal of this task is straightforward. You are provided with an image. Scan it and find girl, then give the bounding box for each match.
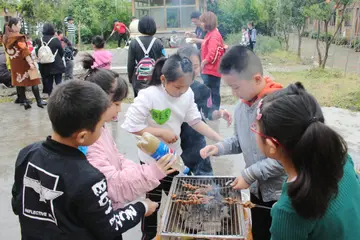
[82,53,176,211]
[92,35,112,70]
[178,45,232,175]
[249,82,360,240]
[122,53,223,240]
[4,18,46,109]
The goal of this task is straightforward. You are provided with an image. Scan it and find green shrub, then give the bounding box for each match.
[319,32,332,42]
[302,31,310,37]
[225,32,243,45]
[256,35,282,54]
[334,36,349,46]
[311,32,318,39]
[350,39,360,48]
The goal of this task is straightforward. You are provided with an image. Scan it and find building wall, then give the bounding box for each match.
[132,0,205,30]
[306,2,360,39]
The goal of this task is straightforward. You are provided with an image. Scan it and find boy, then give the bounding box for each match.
[111,19,130,49]
[185,11,206,50]
[63,38,78,81]
[200,46,286,240]
[65,16,76,45]
[247,22,257,51]
[12,80,157,239]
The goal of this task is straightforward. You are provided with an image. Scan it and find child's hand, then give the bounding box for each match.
[220,109,233,127]
[231,176,250,190]
[200,145,219,159]
[143,199,159,217]
[156,154,177,175]
[160,129,178,144]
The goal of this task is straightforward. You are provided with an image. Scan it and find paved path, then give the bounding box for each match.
[288,34,360,74]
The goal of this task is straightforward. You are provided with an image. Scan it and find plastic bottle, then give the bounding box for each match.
[136,132,190,175]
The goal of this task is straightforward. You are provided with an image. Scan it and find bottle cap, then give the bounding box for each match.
[183,167,190,175]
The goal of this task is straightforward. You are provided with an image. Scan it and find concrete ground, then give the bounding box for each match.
[1,100,360,239]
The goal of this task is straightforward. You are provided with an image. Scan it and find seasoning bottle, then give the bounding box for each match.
[136,132,190,175]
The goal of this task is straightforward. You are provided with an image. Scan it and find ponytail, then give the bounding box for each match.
[259,82,348,219]
[289,121,347,219]
[82,53,128,102]
[148,57,166,86]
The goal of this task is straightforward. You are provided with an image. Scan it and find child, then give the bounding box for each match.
[63,38,78,81]
[253,83,360,239]
[122,53,223,240]
[240,27,250,47]
[177,45,232,176]
[11,80,158,239]
[82,54,176,211]
[92,35,112,70]
[200,45,286,240]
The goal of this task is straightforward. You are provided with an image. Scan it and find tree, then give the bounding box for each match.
[291,0,312,58]
[275,0,293,51]
[307,0,353,68]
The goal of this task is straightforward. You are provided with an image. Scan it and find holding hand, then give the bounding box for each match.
[156,154,177,175]
[231,176,250,190]
[160,129,178,144]
[201,60,208,70]
[143,198,159,217]
[200,145,219,159]
[213,109,233,127]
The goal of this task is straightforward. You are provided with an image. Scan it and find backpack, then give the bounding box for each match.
[135,37,157,81]
[38,37,58,64]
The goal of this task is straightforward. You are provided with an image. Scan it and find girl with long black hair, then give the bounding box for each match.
[252,82,360,239]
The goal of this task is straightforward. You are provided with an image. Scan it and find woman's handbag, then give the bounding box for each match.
[28,67,40,80]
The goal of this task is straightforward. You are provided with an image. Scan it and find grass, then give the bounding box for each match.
[0,96,13,103]
[260,50,304,66]
[271,68,360,111]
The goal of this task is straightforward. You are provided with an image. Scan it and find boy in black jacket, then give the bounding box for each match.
[12,80,157,240]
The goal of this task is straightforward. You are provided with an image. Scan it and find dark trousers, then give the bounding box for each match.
[202,74,221,112]
[65,60,74,80]
[117,33,128,47]
[131,74,148,98]
[44,73,62,95]
[0,72,11,87]
[141,169,178,240]
[250,193,276,240]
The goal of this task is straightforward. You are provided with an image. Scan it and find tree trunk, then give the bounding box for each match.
[297,24,305,58]
[321,21,330,69]
[78,20,81,47]
[316,22,322,67]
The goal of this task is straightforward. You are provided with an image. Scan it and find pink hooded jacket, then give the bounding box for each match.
[86,125,166,210]
[93,49,112,69]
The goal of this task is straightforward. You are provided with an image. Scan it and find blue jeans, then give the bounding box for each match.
[202,74,221,112]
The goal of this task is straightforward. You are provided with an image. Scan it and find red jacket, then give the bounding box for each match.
[201,29,225,78]
[114,22,126,34]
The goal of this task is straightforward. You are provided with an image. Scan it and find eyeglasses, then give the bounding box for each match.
[250,122,286,150]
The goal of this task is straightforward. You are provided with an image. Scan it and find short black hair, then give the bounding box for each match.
[92,35,105,49]
[42,23,55,36]
[138,16,157,36]
[190,11,201,19]
[47,81,109,138]
[57,30,63,35]
[220,45,263,78]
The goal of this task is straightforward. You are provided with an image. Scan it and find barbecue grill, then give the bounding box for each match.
[160,176,246,239]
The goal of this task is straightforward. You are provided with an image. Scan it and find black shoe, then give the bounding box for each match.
[23,101,32,110]
[14,98,24,104]
[37,100,47,108]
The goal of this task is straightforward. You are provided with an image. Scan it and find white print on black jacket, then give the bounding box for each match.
[91,179,141,231]
[22,162,64,225]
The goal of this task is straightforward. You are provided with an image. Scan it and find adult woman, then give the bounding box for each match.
[3,18,46,109]
[38,23,65,96]
[200,11,225,112]
[127,16,165,97]
[253,82,360,239]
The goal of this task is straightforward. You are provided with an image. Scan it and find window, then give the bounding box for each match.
[344,9,352,27]
[134,0,197,29]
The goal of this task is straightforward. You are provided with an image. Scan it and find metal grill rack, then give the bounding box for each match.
[160,176,246,239]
